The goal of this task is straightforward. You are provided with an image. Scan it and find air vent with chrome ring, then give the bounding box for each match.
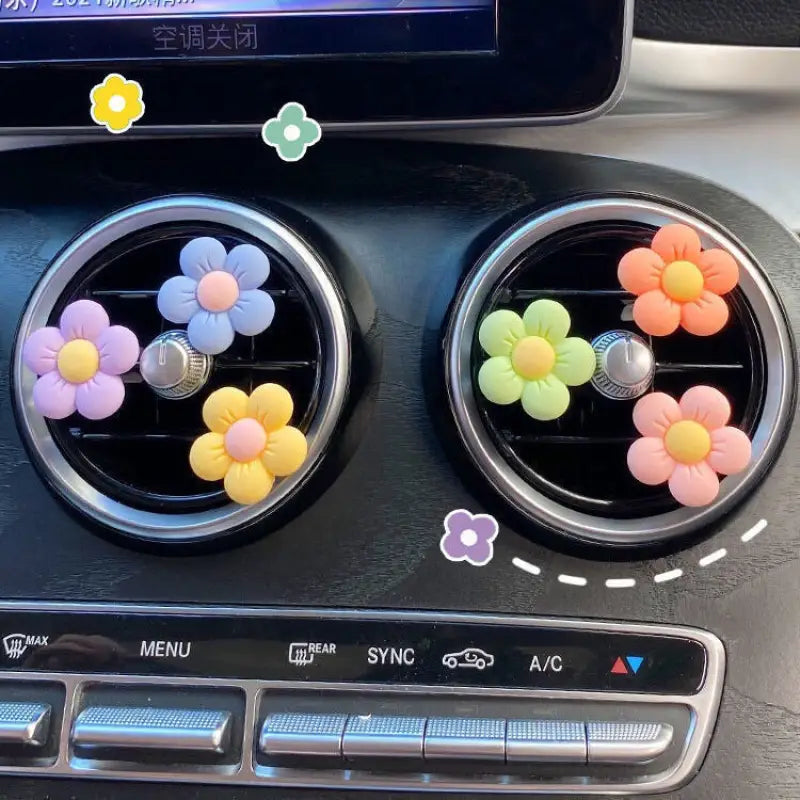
[13,197,351,547]
[444,198,794,547]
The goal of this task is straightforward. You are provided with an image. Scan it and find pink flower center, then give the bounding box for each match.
[196,270,240,312]
[224,417,267,463]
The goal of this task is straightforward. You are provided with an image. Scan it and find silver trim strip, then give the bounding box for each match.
[445,197,795,546]
[12,197,351,543]
[0,602,724,794]
[0,1,632,134]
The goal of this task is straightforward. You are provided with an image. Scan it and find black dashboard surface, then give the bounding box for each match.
[0,138,799,798]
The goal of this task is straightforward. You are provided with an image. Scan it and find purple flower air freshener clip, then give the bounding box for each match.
[23,299,140,420]
[440,509,498,567]
[157,237,276,356]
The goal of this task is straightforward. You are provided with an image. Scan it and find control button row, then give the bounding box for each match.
[260,713,673,766]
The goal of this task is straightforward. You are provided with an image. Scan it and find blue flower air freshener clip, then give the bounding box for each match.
[157,236,275,355]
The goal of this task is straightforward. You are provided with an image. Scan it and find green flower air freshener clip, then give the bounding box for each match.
[477,299,596,421]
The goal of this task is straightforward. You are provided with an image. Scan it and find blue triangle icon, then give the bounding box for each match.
[626,656,644,674]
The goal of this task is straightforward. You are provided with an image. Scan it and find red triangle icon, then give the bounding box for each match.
[611,657,629,675]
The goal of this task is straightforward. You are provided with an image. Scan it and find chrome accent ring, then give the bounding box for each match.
[445,198,794,546]
[13,196,351,544]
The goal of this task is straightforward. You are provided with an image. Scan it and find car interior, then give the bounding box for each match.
[0,1,797,798]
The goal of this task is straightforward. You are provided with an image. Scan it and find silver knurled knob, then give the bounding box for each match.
[139,330,213,400]
[591,330,655,400]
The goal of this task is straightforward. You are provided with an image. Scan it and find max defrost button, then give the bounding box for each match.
[424,718,506,761]
[260,713,347,758]
[0,702,51,747]
[506,720,586,763]
[342,715,425,759]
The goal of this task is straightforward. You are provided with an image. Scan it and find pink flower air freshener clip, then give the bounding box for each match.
[22,299,140,420]
[627,386,752,507]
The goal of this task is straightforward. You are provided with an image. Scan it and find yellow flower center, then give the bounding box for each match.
[510,335,556,380]
[57,339,100,384]
[664,420,711,465]
[661,260,704,302]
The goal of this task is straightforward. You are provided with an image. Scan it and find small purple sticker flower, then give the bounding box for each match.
[440,509,498,567]
[22,299,140,420]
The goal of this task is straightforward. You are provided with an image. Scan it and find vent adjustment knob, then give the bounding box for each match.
[591,330,655,400]
[140,330,212,400]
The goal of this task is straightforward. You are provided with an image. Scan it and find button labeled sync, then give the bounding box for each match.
[367,646,415,666]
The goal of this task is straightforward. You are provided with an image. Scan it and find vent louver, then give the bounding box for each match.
[445,199,793,546]
[14,198,350,545]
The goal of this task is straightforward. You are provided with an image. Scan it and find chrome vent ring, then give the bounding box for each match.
[13,197,351,545]
[444,198,794,546]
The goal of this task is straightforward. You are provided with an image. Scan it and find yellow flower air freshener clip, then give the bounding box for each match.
[477,299,596,421]
[190,383,308,505]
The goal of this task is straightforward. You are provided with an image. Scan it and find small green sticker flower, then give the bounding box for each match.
[261,102,321,162]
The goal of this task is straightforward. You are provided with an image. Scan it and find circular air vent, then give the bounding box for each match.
[445,199,794,546]
[13,197,350,545]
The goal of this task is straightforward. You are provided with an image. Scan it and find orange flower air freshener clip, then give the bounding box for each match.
[618,223,740,337]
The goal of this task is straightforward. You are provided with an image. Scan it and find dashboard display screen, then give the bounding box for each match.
[0,0,497,62]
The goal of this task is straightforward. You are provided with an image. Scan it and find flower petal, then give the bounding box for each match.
[679,385,731,430]
[618,247,665,296]
[179,237,227,281]
[627,437,676,485]
[32,371,76,419]
[698,248,739,295]
[299,117,322,146]
[444,509,473,535]
[553,337,596,386]
[187,311,235,355]
[202,387,248,434]
[229,289,275,336]
[521,374,570,421]
[478,310,525,357]
[651,224,702,265]
[470,513,499,543]
[477,356,524,405]
[247,383,294,433]
[59,299,109,342]
[632,392,682,437]
[440,530,470,561]
[224,459,274,505]
[223,244,271,290]
[189,432,232,481]
[75,372,125,420]
[95,325,139,375]
[261,426,308,477]
[522,299,571,345]
[680,289,729,336]
[23,327,64,375]
[668,461,720,507]
[632,289,681,336]
[157,275,200,324]
[708,426,752,475]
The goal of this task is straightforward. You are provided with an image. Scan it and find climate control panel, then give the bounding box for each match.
[0,604,723,794]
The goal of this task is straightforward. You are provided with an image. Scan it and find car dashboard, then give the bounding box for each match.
[0,1,799,799]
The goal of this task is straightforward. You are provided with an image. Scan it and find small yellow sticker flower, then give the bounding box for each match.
[90,73,145,135]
